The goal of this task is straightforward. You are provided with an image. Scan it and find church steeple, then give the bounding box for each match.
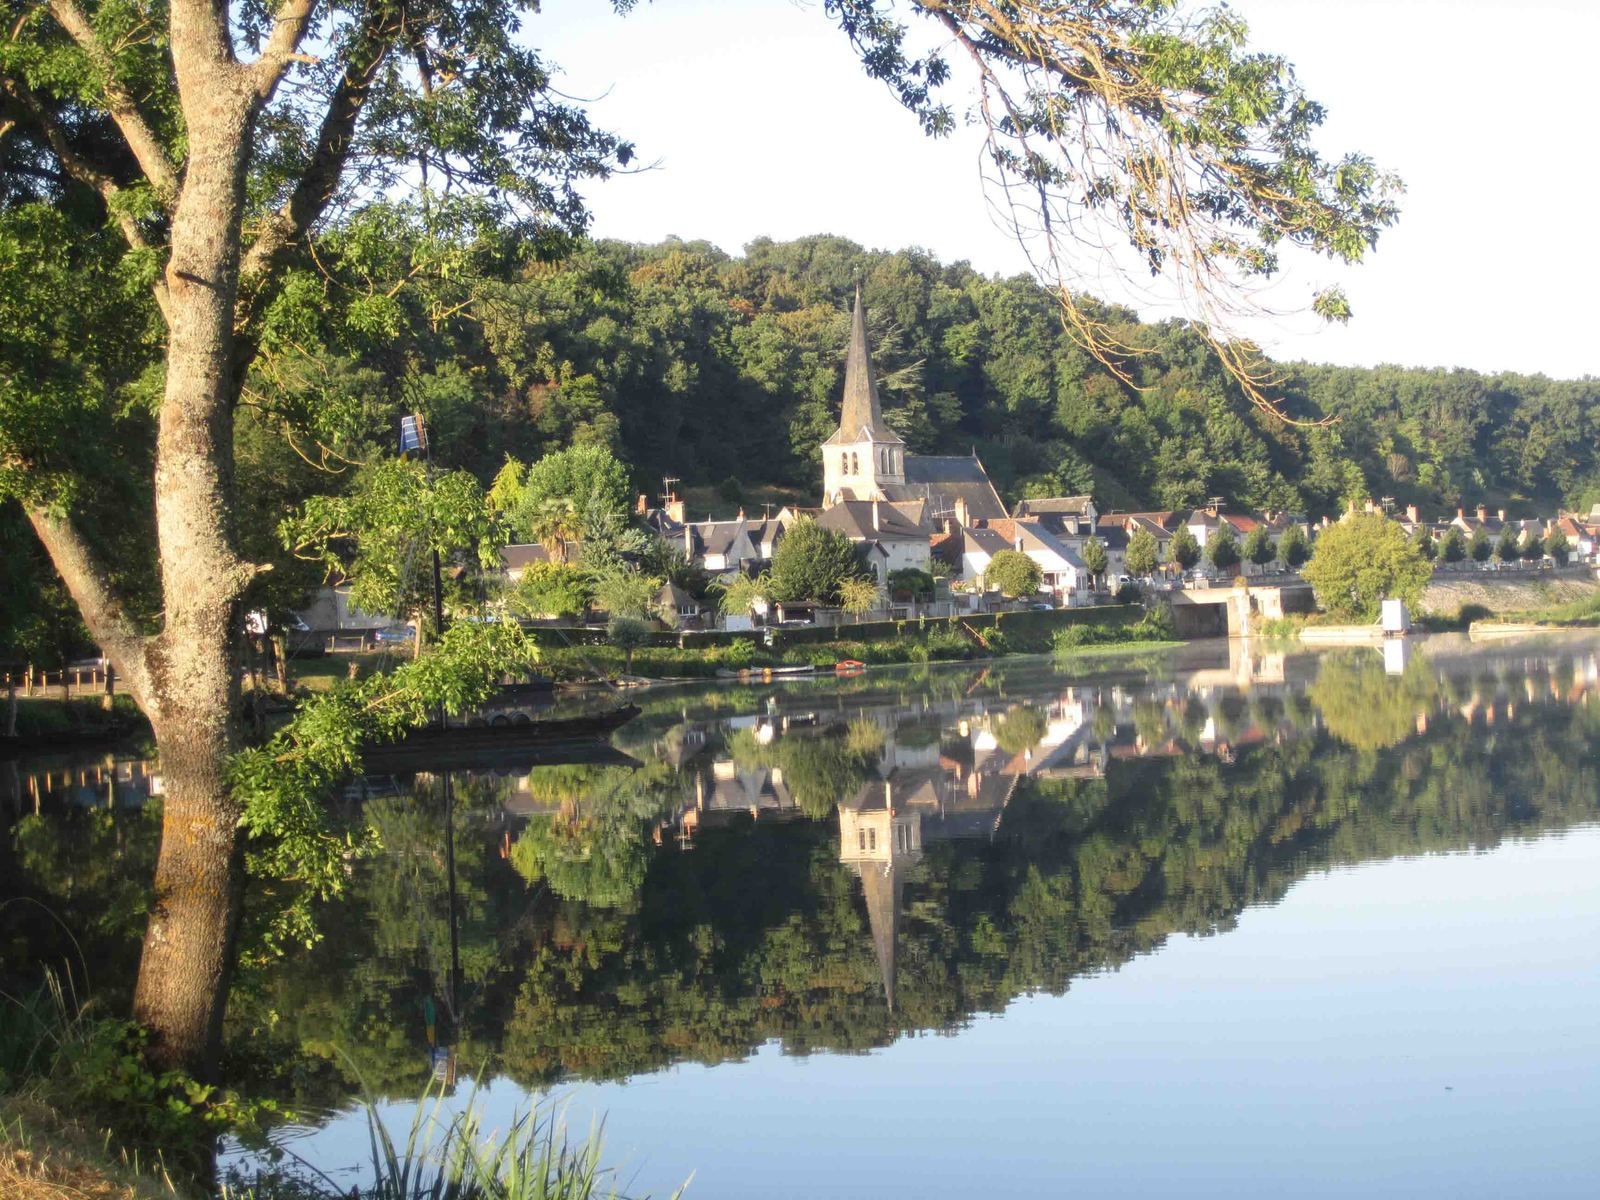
[826,285,903,448]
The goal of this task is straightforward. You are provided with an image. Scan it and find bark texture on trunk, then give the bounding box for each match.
[126,4,261,1076]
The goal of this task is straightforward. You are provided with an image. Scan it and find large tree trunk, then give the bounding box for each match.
[127,21,261,1076]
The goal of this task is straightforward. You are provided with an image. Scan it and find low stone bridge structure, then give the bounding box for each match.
[1168,580,1316,638]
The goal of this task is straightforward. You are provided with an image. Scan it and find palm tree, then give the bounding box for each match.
[528,497,581,565]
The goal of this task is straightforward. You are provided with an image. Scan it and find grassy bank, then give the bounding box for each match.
[540,605,1148,680]
[3,695,149,747]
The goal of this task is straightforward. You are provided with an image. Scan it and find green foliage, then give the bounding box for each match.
[1495,526,1520,563]
[767,517,864,605]
[994,706,1047,755]
[519,446,632,528]
[1170,525,1201,571]
[230,621,538,952]
[1206,525,1241,571]
[715,573,770,617]
[280,459,500,630]
[888,567,935,599]
[1439,527,1467,563]
[1468,527,1492,563]
[1242,526,1275,568]
[589,568,660,620]
[1545,528,1571,565]
[1308,651,1440,750]
[1302,515,1432,621]
[986,549,1043,598]
[1278,523,1310,569]
[1410,524,1437,561]
[1124,529,1159,578]
[1080,537,1108,580]
[837,575,881,617]
[508,562,591,620]
[605,616,653,673]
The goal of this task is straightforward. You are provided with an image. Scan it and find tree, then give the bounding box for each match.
[1495,526,1521,564]
[1080,537,1108,586]
[842,1,1400,414]
[1545,527,1571,566]
[509,562,591,621]
[1439,527,1467,564]
[1,0,627,1074]
[526,498,583,566]
[519,446,632,531]
[986,550,1043,599]
[281,459,501,649]
[590,567,661,620]
[837,575,882,619]
[1125,529,1159,579]
[1279,524,1310,570]
[1521,529,1545,562]
[1170,525,1201,572]
[1410,524,1437,562]
[716,573,769,618]
[768,518,864,605]
[606,615,653,675]
[1207,525,1241,573]
[888,567,935,600]
[1469,527,1492,563]
[1242,526,1276,572]
[1302,514,1433,621]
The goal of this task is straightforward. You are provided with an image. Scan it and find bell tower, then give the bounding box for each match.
[822,285,904,507]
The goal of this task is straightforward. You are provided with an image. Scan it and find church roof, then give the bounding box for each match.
[889,455,1008,521]
[823,285,904,448]
[818,499,929,543]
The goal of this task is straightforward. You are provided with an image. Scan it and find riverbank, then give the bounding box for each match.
[0,1099,180,1200]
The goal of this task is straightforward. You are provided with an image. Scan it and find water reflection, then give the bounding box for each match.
[5,635,1600,1134]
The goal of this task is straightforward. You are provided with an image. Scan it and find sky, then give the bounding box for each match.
[521,0,1599,380]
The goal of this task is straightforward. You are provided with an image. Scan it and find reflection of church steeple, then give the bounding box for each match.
[838,778,922,1011]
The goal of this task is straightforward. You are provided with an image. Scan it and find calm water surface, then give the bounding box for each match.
[5,634,1600,1197]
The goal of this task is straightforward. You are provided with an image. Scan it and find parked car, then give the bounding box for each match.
[1029,601,1054,611]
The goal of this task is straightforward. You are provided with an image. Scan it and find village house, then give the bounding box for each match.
[817,498,933,592]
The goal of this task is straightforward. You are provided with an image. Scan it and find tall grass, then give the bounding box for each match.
[233,1083,686,1200]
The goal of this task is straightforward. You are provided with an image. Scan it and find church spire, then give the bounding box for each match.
[827,284,903,447]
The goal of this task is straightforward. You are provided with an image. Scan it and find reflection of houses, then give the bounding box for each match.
[837,743,1017,1010]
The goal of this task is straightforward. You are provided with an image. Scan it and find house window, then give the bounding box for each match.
[896,824,909,852]
[851,451,859,475]
[858,829,867,851]
[880,448,889,473]
[867,828,877,851]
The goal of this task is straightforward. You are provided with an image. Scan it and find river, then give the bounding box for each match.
[5,634,1600,1197]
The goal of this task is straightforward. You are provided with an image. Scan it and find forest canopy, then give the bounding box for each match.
[301,232,1598,521]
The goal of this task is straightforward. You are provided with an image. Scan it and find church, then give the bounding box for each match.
[821,288,1007,523]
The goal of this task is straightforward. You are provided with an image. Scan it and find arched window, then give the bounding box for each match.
[850,451,859,475]
[880,448,888,473]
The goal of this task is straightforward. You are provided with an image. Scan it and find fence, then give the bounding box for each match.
[2,663,120,703]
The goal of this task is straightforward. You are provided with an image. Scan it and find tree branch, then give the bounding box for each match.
[238,32,391,295]
[26,507,154,709]
[45,0,180,203]
[0,74,172,323]
[250,0,321,100]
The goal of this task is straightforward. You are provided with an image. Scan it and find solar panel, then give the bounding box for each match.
[399,414,428,457]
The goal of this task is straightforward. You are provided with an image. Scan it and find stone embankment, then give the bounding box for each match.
[1420,568,1600,616]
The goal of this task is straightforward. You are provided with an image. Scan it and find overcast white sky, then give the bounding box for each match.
[529,0,1597,379]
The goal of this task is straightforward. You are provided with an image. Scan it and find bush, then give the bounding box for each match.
[1115,581,1142,605]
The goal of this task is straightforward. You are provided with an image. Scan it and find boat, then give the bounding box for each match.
[714,664,817,680]
[834,659,866,674]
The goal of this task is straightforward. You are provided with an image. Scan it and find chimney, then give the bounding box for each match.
[1497,508,1506,522]
[871,500,881,532]
[1206,502,1218,518]
[635,494,648,515]
[1457,506,1465,520]
[1406,504,1419,523]
[954,495,970,527]
[666,494,685,524]
[1476,504,1487,522]
[683,527,693,556]
[737,507,746,521]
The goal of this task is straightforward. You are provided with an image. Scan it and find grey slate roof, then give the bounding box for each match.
[818,500,929,543]
[824,285,903,448]
[891,455,1008,521]
[1013,495,1094,517]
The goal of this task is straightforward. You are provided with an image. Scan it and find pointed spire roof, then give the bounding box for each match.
[825,285,903,447]
[858,858,901,1012]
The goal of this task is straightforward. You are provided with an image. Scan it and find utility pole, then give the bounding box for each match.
[403,413,461,1023]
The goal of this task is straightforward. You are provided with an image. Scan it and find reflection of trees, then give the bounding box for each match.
[508,763,685,908]
[994,706,1047,755]
[1309,651,1440,750]
[727,724,878,819]
[13,652,1600,1120]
